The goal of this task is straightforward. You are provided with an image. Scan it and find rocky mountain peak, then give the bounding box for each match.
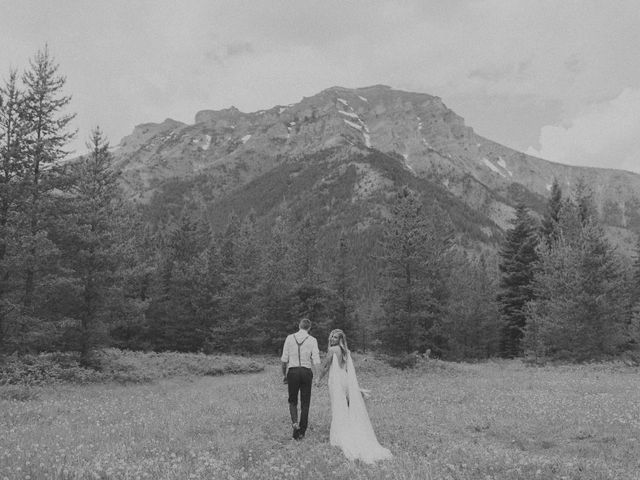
[112,85,640,254]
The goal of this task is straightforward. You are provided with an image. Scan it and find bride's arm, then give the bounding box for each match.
[315,347,336,385]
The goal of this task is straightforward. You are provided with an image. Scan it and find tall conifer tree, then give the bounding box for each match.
[497,204,538,357]
[540,178,562,244]
[61,128,123,362]
[525,198,628,360]
[20,46,75,308]
[379,186,453,353]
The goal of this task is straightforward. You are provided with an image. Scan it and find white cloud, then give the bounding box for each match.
[527,88,640,173]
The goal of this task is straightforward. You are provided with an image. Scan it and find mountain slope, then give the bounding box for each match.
[113,85,640,254]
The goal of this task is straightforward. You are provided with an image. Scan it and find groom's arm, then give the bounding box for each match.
[311,339,322,380]
[280,336,290,383]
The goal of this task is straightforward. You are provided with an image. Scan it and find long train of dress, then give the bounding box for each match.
[328,351,392,463]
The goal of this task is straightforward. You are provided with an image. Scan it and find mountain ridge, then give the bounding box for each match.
[111,85,640,254]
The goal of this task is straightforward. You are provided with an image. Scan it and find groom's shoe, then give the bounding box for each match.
[297,430,305,440]
[292,423,300,440]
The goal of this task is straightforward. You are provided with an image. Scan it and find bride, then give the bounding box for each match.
[315,329,392,463]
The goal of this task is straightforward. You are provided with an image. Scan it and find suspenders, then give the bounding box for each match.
[293,334,309,367]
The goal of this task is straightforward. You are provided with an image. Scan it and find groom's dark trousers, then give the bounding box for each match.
[287,366,313,434]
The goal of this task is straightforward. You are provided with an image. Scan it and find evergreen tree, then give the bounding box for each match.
[0,71,26,257]
[0,70,26,349]
[19,46,75,309]
[287,213,337,342]
[290,213,321,286]
[630,235,640,307]
[259,212,298,352]
[108,208,158,350]
[436,252,502,360]
[218,211,264,351]
[59,128,124,363]
[540,178,562,244]
[574,178,596,226]
[497,204,538,357]
[147,211,210,351]
[379,187,453,353]
[525,199,629,361]
[330,231,357,343]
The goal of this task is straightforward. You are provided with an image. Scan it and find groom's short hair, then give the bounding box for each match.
[299,318,311,331]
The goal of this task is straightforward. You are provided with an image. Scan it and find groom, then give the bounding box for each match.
[281,317,320,440]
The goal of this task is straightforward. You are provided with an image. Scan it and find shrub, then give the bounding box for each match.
[92,349,264,380]
[0,349,264,386]
[377,352,419,370]
[0,352,104,386]
[0,384,40,401]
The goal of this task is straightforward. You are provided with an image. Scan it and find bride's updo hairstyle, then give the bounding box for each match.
[329,329,349,366]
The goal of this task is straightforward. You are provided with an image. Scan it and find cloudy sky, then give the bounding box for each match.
[1,0,639,172]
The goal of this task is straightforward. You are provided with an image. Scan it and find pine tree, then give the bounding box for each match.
[330,231,357,343]
[436,252,502,360]
[631,235,640,306]
[19,46,75,308]
[0,70,26,349]
[525,198,629,361]
[60,128,123,363]
[0,71,26,255]
[219,211,264,351]
[574,178,595,226]
[108,208,158,350]
[259,212,298,352]
[290,213,321,286]
[540,178,562,244]
[379,187,453,353]
[497,204,538,358]
[147,211,210,351]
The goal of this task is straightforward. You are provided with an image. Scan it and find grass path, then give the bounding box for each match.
[2,360,640,479]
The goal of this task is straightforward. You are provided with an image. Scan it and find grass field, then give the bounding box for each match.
[2,357,640,479]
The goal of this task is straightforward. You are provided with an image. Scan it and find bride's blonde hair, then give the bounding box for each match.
[329,329,349,366]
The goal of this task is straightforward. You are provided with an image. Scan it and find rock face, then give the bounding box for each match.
[113,85,640,252]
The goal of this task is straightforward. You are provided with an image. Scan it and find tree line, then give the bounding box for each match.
[2,48,636,364]
[499,179,640,362]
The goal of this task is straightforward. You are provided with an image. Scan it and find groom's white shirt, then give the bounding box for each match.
[281,329,320,369]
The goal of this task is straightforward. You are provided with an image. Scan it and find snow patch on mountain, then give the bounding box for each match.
[482,158,506,178]
[343,119,372,148]
[344,119,362,130]
[358,95,368,103]
[402,153,416,175]
[339,99,371,148]
[241,134,251,144]
[339,110,360,119]
[363,132,371,148]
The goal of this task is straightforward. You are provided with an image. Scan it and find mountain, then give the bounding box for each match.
[113,85,640,255]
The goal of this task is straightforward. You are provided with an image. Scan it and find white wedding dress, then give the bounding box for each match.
[328,351,392,463]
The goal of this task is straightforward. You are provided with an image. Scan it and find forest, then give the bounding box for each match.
[1,48,639,365]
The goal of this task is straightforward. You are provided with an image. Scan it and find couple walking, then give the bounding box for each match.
[280,318,392,464]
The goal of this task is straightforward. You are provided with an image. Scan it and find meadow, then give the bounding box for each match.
[2,355,640,479]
